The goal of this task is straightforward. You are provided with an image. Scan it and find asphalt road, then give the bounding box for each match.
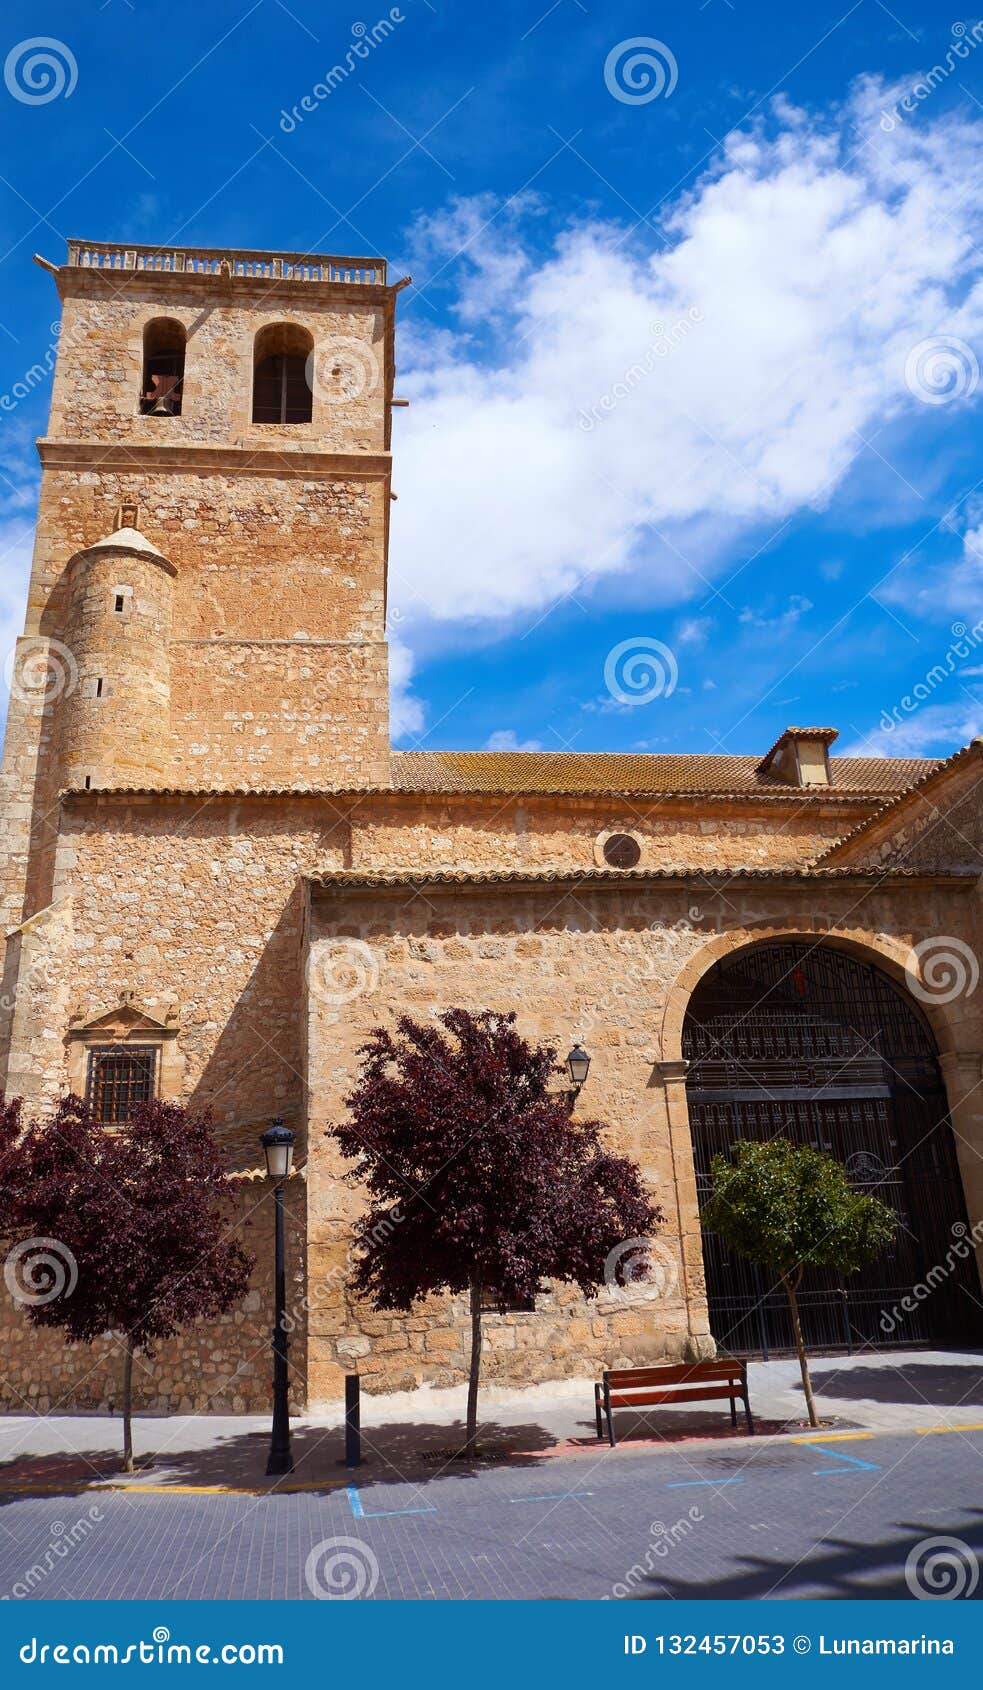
[0,1428,980,1601]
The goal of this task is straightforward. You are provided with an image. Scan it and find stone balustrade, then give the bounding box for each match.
[66,240,386,285]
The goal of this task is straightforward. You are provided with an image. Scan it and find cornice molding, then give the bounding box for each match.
[306,866,979,894]
[37,438,392,480]
[57,266,391,310]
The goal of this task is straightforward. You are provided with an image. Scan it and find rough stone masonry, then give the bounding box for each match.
[0,239,979,1412]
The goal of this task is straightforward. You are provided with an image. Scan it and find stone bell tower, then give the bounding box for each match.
[0,238,401,1074]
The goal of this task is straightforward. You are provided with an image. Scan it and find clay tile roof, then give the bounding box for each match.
[388,749,935,798]
[62,750,941,803]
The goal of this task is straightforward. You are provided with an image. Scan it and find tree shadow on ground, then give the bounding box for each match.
[805,1361,983,1409]
[632,1509,983,1600]
[0,1418,559,1501]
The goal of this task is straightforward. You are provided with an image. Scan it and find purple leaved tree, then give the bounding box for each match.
[329,1008,663,1453]
[0,1094,254,1470]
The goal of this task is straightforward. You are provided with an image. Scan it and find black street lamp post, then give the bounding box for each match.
[260,1118,295,1477]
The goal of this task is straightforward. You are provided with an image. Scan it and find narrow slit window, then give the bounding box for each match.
[85,1045,158,1125]
[114,595,125,613]
[94,677,103,697]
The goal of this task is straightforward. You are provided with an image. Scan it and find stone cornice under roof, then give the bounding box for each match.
[307,865,977,891]
[814,738,983,864]
[37,439,392,480]
[59,785,902,807]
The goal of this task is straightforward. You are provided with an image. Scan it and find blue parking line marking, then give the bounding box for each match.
[507,1491,594,1503]
[345,1484,437,1519]
[665,1478,745,1488]
[807,1444,880,1474]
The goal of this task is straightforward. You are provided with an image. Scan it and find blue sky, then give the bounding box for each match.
[1,0,982,762]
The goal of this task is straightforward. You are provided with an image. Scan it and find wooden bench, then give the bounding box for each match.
[594,1360,754,1446]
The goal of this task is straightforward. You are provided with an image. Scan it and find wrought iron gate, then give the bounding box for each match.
[683,942,981,1355]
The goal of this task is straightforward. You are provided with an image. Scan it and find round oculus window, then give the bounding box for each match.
[602,832,641,869]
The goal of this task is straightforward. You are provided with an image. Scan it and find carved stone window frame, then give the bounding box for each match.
[66,991,183,1105]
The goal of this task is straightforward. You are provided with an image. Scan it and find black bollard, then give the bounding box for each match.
[344,1373,361,1469]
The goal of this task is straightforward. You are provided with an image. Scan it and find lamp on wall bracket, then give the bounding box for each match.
[565,1041,591,1098]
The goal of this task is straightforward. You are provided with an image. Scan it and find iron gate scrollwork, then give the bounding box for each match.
[683,942,982,1355]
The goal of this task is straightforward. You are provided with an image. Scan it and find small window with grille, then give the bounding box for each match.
[85,1045,158,1125]
[480,1286,535,1314]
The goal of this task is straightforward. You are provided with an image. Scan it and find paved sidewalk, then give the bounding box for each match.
[0,1349,981,1491]
[1,1426,982,1599]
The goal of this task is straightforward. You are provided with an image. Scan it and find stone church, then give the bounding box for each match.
[0,239,980,1415]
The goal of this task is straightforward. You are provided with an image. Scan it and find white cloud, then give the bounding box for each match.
[881,511,983,619]
[483,729,544,751]
[387,636,425,741]
[739,594,814,628]
[0,431,42,737]
[842,702,983,757]
[676,616,714,645]
[389,77,983,694]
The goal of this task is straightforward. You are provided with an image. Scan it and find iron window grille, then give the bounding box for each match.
[480,1286,536,1314]
[85,1045,158,1125]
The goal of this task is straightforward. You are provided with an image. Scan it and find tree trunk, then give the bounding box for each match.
[121,1333,135,1472]
[465,1278,483,1455]
[783,1273,819,1428]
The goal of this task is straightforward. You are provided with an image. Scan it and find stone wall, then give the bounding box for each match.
[3,787,980,1413]
[0,259,395,1075]
[350,792,868,874]
[27,461,391,791]
[0,1176,306,1416]
[303,874,983,1402]
[58,540,175,789]
[50,275,389,455]
[823,746,983,873]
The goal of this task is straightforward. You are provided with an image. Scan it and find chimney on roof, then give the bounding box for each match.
[757,726,838,788]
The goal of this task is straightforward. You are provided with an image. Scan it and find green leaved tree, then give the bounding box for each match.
[701,1137,897,1427]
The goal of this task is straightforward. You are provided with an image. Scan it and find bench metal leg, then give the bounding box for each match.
[743,1393,754,1435]
[730,1395,737,1428]
[603,1382,616,1447]
[594,1385,603,1440]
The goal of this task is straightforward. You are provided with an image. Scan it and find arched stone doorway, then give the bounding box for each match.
[682,939,982,1354]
